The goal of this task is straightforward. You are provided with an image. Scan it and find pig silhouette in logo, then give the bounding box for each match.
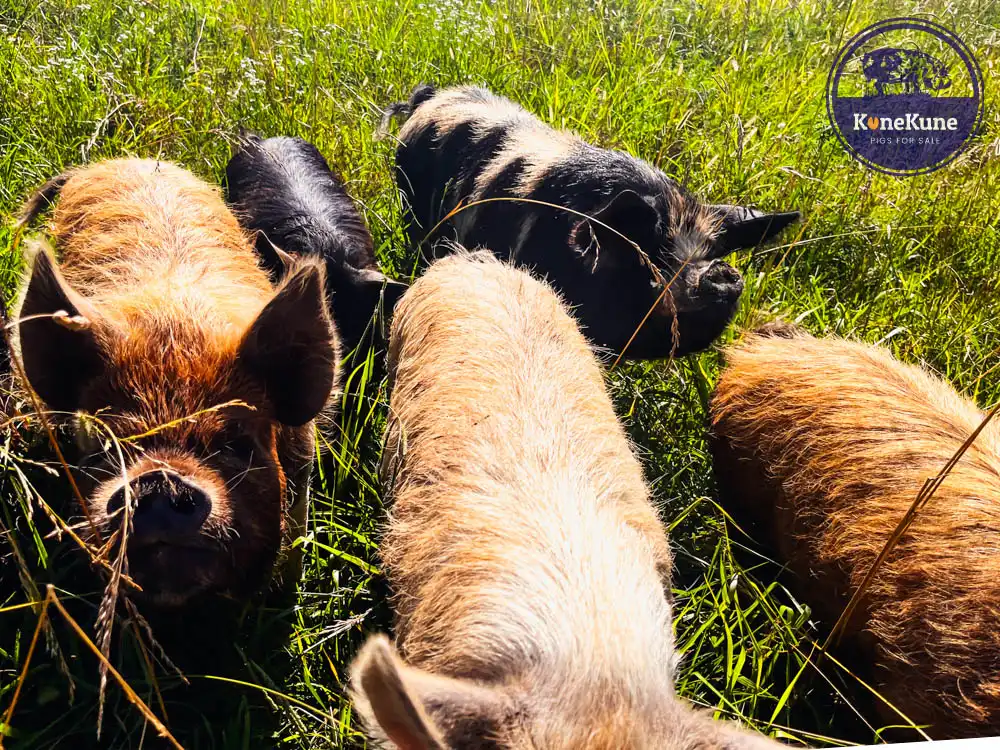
[862,47,952,96]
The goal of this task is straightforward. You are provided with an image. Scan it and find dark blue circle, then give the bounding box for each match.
[826,17,984,176]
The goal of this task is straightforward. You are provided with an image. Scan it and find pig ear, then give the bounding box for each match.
[351,636,448,750]
[352,267,408,315]
[238,263,338,427]
[255,234,297,282]
[569,190,660,272]
[710,205,800,256]
[351,635,510,750]
[18,248,108,412]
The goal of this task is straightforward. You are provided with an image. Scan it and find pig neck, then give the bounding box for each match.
[52,163,273,335]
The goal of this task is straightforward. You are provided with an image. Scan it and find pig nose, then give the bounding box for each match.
[698,260,744,298]
[107,470,211,544]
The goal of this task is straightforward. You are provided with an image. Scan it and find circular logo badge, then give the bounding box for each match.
[826,17,984,176]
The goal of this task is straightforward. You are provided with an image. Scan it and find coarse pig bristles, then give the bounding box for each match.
[14,158,341,429]
[710,325,1000,737]
[351,252,782,748]
[11,157,341,605]
[398,86,721,256]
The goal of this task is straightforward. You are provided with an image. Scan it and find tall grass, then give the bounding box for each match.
[0,0,999,746]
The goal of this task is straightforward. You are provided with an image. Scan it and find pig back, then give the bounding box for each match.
[711,330,1000,737]
[380,251,672,682]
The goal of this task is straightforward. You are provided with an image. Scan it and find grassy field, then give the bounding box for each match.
[1,0,999,746]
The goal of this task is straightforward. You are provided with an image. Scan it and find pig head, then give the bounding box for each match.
[18,245,337,606]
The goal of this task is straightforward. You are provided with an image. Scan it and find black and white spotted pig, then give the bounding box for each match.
[382,85,799,359]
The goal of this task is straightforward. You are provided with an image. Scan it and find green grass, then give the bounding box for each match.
[1,0,999,746]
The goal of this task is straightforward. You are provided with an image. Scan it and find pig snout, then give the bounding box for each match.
[107,470,212,545]
[698,260,743,300]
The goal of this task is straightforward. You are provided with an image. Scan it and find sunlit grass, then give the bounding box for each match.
[1,0,999,746]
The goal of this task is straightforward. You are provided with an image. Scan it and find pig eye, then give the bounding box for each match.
[211,422,263,465]
[230,437,257,462]
[222,432,258,464]
[75,418,109,459]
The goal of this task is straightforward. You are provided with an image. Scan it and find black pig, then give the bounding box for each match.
[226,135,407,357]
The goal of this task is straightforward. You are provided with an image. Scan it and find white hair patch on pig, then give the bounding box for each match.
[400,86,533,141]
[472,123,580,198]
[670,229,707,260]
